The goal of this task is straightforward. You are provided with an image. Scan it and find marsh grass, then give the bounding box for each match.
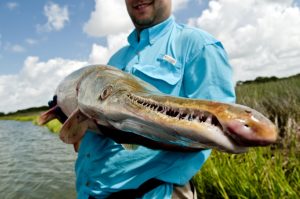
[0,115,38,121]
[193,142,299,199]
[193,75,300,198]
[0,114,62,134]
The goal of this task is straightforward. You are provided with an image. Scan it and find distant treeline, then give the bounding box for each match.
[0,106,48,117]
[237,73,300,85]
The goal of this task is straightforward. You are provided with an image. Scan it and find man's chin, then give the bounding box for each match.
[133,17,155,29]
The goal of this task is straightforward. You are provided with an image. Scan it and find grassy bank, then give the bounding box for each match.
[0,115,38,122]
[0,111,62,134]
[193,142,299,198]
[193,75,300,198]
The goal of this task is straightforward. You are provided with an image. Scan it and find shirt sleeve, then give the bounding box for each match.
[183,42,236,103]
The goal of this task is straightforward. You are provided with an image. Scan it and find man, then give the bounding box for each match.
[76,0,235,198]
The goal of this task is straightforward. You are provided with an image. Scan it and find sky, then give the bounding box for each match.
[0,0,300,113]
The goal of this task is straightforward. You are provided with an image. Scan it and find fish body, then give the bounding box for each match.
[39,65,277,153]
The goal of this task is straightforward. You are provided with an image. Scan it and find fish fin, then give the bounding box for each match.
[59,108,88,144]
[38,106,58,125]
[73,140,81,153]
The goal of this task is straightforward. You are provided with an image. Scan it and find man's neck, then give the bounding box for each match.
[134,16,171,42]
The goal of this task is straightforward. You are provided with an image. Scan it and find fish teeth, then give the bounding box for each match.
[184,114,189,120]
[206,115,212,123]
[131,96,215,125]
[175,112,181,119]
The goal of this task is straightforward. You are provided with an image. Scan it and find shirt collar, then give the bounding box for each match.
[128,16,175,47]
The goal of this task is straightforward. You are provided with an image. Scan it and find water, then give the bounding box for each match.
[0,121,77,199]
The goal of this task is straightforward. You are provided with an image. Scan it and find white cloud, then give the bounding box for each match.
[83,0,132,37]
[88,32,129,64]
[6,2,19,10]
[0,57,87,113]
[172,0,190,12]
[10,44,26,53]
[37,2,69,32]
[26,38,38,45]
[88,44,110,64]
[188,0,300,81]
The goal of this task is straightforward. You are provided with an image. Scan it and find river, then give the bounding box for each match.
[0,120,77,199]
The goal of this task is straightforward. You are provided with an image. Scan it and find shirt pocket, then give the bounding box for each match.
[132,54,182,86]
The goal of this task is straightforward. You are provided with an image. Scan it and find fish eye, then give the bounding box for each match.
[99,85,113,100]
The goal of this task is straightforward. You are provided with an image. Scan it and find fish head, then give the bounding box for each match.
[77,66,158,123]
[115,93,278,153]
[215,103,278,147]
[55,65,101,116]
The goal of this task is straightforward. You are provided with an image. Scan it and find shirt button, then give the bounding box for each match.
[86,181,90,187]
[86,153,90,158]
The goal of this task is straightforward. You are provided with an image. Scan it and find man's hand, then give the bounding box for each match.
[48,95,68,124]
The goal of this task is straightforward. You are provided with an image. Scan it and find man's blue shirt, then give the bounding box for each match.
[76,16,235,199]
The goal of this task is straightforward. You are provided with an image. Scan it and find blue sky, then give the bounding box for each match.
[0,0,208,75]
[0,0,300,113]
[0,0,97,74]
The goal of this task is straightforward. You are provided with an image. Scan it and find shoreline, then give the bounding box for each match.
[0,114,62,133]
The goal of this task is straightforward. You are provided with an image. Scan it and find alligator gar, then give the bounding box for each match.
[38,65,277,153]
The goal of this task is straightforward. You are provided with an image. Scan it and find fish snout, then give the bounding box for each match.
[225,119,277,147]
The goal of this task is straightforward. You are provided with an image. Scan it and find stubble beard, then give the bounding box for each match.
[129,3,169,30]
[132,16,155,29]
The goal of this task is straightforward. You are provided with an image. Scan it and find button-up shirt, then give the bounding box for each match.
[75,16,235,199]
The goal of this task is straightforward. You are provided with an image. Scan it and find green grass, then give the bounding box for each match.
[193,75,300,198]
[0,115,38,121]
[0,114,62,134]
[193,145,299,199]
